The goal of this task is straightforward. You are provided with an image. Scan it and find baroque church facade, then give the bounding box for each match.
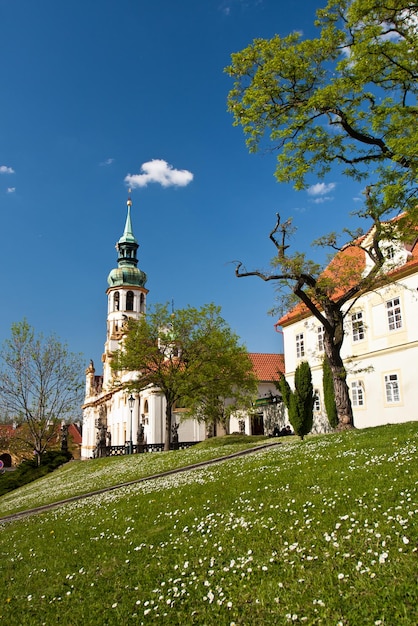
[81,197,287,460]
[80,198,206,459]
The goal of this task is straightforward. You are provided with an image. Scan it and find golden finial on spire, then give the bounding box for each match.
[127,188,132,207]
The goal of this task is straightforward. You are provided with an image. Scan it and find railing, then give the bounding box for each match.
[103,441,199,457]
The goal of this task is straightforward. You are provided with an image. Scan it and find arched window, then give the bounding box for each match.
[140,293,145,313]
[126,291,134,311]
[114,291,120,311]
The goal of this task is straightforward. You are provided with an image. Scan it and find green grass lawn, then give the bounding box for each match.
[0,423,417,625]
[0,435,272,517]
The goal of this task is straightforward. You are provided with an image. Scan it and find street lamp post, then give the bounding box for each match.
[128,394,135,455]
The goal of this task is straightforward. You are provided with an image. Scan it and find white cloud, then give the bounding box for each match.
[307,182,336,196]
[0,165,15,174]
[99,158,115,166]
[377,11,418,41]
[125,159,194,189]
[312,196,333,204]
[7,187,15,194]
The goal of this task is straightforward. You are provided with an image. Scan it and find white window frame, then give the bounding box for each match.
[296,333,305,358]
[385,373,400,403]
[313,389,321,412]
[386,297,402,331]
[351,380,364,407]
[351,311,365,342]
[317,326,324,352]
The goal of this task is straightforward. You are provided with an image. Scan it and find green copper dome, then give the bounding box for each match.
[107,196,147,288]
[107,266,147,287]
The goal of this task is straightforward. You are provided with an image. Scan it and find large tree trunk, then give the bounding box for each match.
[325,342,354,430]
[164,400,172,451]
[322,311,355,430]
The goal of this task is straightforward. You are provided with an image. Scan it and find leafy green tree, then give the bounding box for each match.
[322,356,338,429]
[112,303,257,450]
[0,320,84,465]
[227,0,417,429]
[226,0,417,211]
[279,361,314,440]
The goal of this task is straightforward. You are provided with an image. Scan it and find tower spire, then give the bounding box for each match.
[107,194,147,288]
[120,189,137,245]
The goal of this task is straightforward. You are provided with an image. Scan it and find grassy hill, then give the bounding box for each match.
[0,423,417,625]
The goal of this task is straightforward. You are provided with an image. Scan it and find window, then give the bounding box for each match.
[296,333,305,358]
[113,291,120,311]
[126,291,134,311]
[351,380,364,407]
[140,293,145,313]
[313,390,321,412]
[385,373,400,403]
[386,297,402,331]
[317,326,324,352]
[386,245,395,260]
[352,311,365,342]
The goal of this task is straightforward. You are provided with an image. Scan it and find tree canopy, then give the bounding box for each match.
[112,303,257,450]
[0,320,84,464]
[226,0,417,214]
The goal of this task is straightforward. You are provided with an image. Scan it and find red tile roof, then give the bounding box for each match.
[68,423,82,445]
[276,231,418,328]
[248,353,284,381]
[0,423,83,445]
[0,424,15,438]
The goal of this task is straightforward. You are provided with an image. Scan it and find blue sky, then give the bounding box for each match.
[0,0,365,368]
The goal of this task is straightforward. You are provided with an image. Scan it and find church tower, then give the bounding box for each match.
[102,193,148,386]
[81,193,205,459]
[81,194,150,458]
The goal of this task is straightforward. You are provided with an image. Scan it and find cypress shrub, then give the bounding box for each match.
[279,361,314,440]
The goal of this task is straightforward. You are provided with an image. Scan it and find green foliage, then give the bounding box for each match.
[226,0,417,214]
[323,356,338,428]
[0,450,72,497]
[113,303,257,448]
[0,320,84,462]
[279,362,314,439]
[278,372,291,408]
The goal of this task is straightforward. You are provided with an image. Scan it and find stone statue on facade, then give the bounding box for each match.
[94,423,108,458]
[137,423,145,453]
[61,424,69,453]
[171,422,179,450]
